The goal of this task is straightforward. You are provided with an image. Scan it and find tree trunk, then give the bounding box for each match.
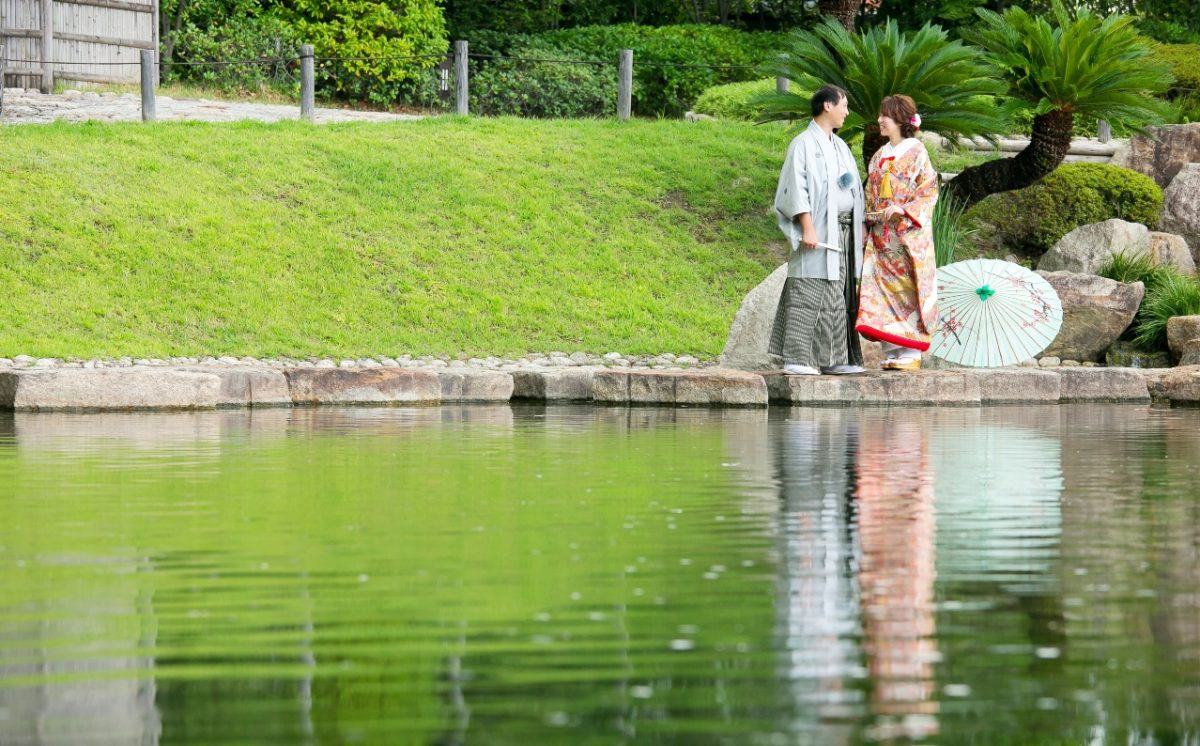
[861,123,885,174]
[161,0,190,76]
[943,108,1075,210]
[818,0,859,32]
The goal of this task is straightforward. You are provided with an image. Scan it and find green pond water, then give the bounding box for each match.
[0,404,1198,745]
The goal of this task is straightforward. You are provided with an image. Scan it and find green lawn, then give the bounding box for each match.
[0,117,798,359]
[0,116,1000,359]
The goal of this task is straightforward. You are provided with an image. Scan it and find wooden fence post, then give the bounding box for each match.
[300,44,315,121]
[0,46,6,117]
[617,49,633,121]
[1097,119,1111,143]
[454,40,468,116]
[776,77,789,94]
[40,0,53,93]
[140,50,155,121]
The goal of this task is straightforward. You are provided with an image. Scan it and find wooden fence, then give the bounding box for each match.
[1,0,157,92]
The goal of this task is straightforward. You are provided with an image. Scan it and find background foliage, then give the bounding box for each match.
[964,163,1163,258]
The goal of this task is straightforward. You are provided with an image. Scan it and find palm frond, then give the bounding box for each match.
[757,18,1008,149]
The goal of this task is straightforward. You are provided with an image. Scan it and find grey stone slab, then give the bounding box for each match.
[1147,365,1200,404]
[181,366,291,407]
[1055,367,1149,402]
[511,369,594,401]
[0,368,221,411]
[284,368,440,405]
[438,370,514,402]
[592,370,630,403]
[673,369,768,406]
[973,368,1061,404]
[766,371,981,406]
[628,370,678,404]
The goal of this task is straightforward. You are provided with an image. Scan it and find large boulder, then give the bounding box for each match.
[720,263,787,370]
[1037,271,1145,362]
[720,263,882,370]
[1161,164,1200,263]
[1109,123,1200,189]
[1166,316,1200,363]
[1149,231,1196,276]
[1037,219,1150,274]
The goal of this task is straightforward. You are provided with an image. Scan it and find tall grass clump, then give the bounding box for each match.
[931,194,974,266]
[1097,251,1175,291]
[1132,273,1200,349]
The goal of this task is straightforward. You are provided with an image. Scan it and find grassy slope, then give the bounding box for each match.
[0,117,794,358]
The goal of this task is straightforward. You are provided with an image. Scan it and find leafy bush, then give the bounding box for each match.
[1152,43,1200,94]
[279,0,448,105]
[471,41,616,117]
[528,24,783,116]
[692,78,780,120]
[1133,273,1200,349]
[964,163,1163,257]
[168,13,302,95]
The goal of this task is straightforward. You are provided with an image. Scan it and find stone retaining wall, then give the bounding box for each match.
[0,365,1191,411]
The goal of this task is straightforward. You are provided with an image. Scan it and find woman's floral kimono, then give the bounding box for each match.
[855,139,939,351]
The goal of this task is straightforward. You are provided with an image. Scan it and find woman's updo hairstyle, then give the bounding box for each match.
[880,94,919,139]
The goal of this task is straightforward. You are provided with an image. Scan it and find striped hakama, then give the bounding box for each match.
[768,214,864,368]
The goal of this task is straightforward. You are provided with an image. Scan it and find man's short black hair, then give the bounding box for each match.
[810,85,848,119]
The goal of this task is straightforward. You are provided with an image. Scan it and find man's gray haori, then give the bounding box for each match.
[768,119,865,369]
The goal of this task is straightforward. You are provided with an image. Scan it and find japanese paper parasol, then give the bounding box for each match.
[928,259,1062,367]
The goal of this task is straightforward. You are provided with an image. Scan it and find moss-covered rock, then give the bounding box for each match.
[965,163,1163,258]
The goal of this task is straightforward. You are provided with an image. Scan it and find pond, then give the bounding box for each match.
[0,404,1197,745]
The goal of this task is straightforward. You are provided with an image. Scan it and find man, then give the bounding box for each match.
[768,84,865,376]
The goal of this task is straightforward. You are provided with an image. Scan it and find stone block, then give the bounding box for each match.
[1038,219,1150,275]
[1166,315,1200,363]
[673,369,767,406]
[766,371,980,406]
[973,368,1062,403]
[511,369,594,401]
[438,370,514,402]
[0,368,221,411]
[182,366,291,407]
[591,370,630,403]
[284,368,440,405]
[1180,339,1200,367]
[1054,367,1149,402]
[628,370,678,404]
[1152,365,1200,404]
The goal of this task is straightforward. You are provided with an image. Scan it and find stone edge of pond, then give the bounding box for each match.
[0,365,1195,412]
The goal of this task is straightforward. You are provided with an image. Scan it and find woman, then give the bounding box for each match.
[856,95,939,371]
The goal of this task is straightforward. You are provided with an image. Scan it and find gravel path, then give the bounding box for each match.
[0,87,422,124]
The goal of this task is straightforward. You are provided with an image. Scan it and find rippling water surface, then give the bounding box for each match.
[1,404,1198,745]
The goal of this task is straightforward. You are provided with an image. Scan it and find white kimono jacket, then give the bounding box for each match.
[774,120,865,281]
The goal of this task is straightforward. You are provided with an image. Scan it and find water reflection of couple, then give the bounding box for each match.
[776,410,939,743]
[770,85,939,375]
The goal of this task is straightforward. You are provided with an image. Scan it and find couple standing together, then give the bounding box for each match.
[769,84,939,375]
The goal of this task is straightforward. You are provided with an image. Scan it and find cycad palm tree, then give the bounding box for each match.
[756,18,1008,172]
[948,1,1172,208]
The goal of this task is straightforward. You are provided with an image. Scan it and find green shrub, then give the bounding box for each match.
[280,0,448,105]
[1133,273,1200,349]
[470,41,616,118]
[692,78,790,120]
[168,13,302,95]
[964,163,1163,257]
[1152,43,1200,93]
[528,24,782,116]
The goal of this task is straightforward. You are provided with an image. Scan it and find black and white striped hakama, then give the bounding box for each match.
[768,215,863,368]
